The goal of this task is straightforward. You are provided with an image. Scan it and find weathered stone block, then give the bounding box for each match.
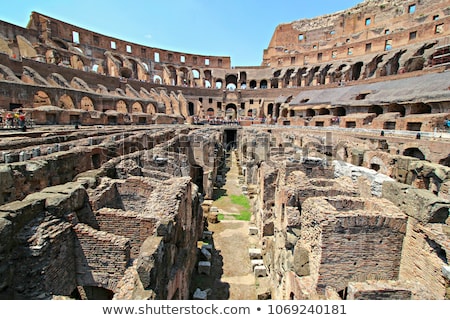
[251,259,264,270]
[198,261,211,275]
[293,245,310,277]
[201,247,211,261]
[254,265,268,277]
[249,248,262,259]
[249,225,258,235]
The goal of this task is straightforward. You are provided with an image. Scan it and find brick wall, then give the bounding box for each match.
[399,221,448,299]
[301,196,407,294]
[74,223,130,291]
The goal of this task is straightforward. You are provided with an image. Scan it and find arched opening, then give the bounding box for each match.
[306,108,315,118]
[350,62,364,80]
[192,69,200,79]
[267,104,274,117]
[260,79,268,89]
[81,96,95,111]
[410,103,432,114]
[58,94,75,109]
[116,100,128,114]
[179,67,190,86]
[205,80,211,88]
[270,78,278,89]
[206,107,214,117]
[274,103,281,118]
[33,90,52,107]
[153,75,162,84]
[438,155,450,167]
[215,79,223,89]
[146,103,156,114]
[188,102,195,116]
[250,80,257,89]
[429,207,449,223]
[167,66,177,85]
[387,104,406,117]
[318,108,330,115]
[284,68,294,86]
[119,67,132,79]
[403,147,425,160]
[204,70,212,86]
[226,83,237,91]
[334,107,346,116]
[368,105,383,115]
[225,74,238,91]
[131,102,143,113]
[240,71,247,85]
[281,109,288,118]
[225,104,237,120]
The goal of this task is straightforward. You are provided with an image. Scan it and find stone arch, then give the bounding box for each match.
[225,74,238,90]
[146,103,156,114]
[179,67,190,86]
[368,105,383,115]
[274,103,281,118]
[410,103,432,114]
[334,107,346,116]
[188,102,195,116]
[429,207,450,223]
[225,104,237,120]
[387,104,405,117]
[206,107,215,117]
[306,108,315,117]
[215,79,223,89]
[153,75,162,84]
[318,108,330,115]
[260,79,268,89]
[167,65,177,85]
[250,80,257,89]
[58,94,75,109]
[403,147,425,160]
[81,96,95,111]
[284,68,295,86]
[116,100,128,114]
[131,102,143,113]
[350,62,364,81]
[33,90,52,107]
[267,103,274,117]
[369,156,387,173]
[438,155,450,167]
[270,78,278,89]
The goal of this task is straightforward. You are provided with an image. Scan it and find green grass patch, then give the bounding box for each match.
[233,210,251,221]
[230,195,251,209]
[217,213,225,221]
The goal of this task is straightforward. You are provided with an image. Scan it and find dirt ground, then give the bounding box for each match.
[191,151,266,300]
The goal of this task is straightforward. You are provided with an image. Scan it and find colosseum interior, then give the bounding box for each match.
[0,0,449,300]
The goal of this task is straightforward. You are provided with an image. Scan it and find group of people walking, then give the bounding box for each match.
[0,110,27,130]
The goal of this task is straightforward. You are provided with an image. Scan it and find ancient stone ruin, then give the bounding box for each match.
[0,0,449,300]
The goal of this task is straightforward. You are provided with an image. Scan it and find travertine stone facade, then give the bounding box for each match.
[0,0,449,132]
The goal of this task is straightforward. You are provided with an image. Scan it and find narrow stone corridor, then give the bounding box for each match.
[192,150,262,300]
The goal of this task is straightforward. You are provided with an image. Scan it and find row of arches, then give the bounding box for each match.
[291,103,435,119]
[33,90,157,114]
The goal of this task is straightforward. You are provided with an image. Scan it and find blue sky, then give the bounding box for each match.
[1,0,362,66]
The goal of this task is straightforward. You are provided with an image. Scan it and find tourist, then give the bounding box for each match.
[5,112,13,128]
[18,110,26,129]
